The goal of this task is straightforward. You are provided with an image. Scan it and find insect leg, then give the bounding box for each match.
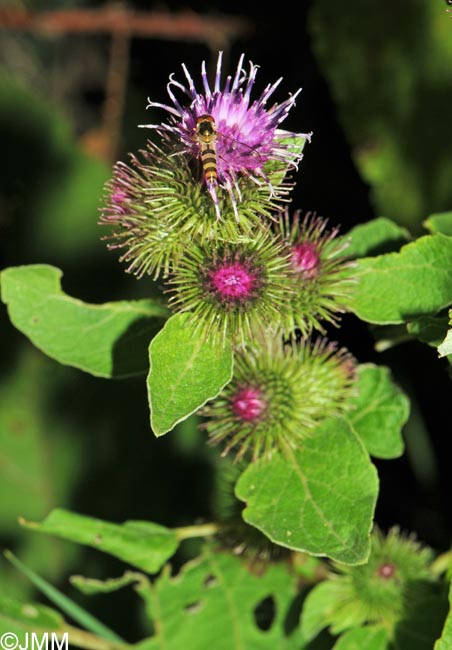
[207,182,221,220]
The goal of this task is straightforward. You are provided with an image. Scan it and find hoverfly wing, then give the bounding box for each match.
[215,130,264,170]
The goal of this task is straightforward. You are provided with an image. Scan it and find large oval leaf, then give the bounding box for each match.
[134,548,298,650]
[235,418,378,565]
[346,364,409,459]
[424,211,452,237]
[22,509,179,574]
[147,314,233,436]
[344,217,410,259]
[344,235,452,324]
[0,265,168,378]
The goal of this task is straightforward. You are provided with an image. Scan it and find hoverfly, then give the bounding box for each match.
[195,115,218,186]
[193,113,267,219]
[194,114,265,186]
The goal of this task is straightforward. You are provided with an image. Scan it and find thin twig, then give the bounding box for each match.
[102,31,130,160]
[0,7,251,48]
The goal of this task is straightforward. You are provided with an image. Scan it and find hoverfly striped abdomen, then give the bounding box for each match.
[195,115,217,185]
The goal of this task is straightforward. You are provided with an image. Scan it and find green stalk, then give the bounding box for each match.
[4,550,125,645]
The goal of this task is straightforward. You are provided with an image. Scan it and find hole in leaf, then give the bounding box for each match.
[203,574,218,588]
[253,595,276,631]
[184,600,203,614]
[283,590,306,636]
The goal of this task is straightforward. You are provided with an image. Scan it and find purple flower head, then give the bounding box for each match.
[291,242,320,277]
[230,386,267,422]
[141,52,311,217]
[325,528,434,633]
[167,230,296,344]
[207,260,260,304]
[377,563,396,580]
[277,209,355,335]
[202,336,357,460]
[110,186,129,209]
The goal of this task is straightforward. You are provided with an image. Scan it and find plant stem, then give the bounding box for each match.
[173,522,220,540]
[63,626,128,650]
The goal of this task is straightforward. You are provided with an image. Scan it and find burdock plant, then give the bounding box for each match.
[101,57,354,333]
[3,47,446,650]
[101,52,358,454]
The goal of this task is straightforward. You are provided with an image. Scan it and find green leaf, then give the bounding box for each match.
[134,547,298,649]
[438,327,452,358]
[346,364,408,459]
[407,315,449,348]
[0,593,65,636]
[344,235,452,324]
[424,212,452,237]
[0,265,168,378]
[235,418,378,565]
[344,217,410,258]
[33,152,110,260]
[0,73,110,262]
[0,350,80,529]
[299,581,339,642]
[147,314,233,436]
[333,626,390,650]
[0,594,126,650]
[70,572,148,595]
[4,551,123,643]
[435,581,452,650]
[309,2,452,228]
[267,132,310,185]
[22,509,179,574]
[0,349,83,598]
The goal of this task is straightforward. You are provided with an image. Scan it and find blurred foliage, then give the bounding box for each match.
[0,348,83,598]
[309,0,452,232]
[0,73,110,266]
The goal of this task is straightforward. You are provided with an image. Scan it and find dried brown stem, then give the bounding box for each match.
[102,31,130,161]
[0,7,251,48]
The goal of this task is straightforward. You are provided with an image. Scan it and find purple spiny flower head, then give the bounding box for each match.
[202,336,357,460]
[207,260,260,304]
[141,52,311,217]
[230,386,268,422]
[325,528,434,633]
[110,186,129,214]
[101,141,281,281]
[291,242,320,277]
[277,209,356,335]
[167,229,296,344]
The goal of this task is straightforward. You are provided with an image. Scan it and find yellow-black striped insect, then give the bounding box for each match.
[195,114,218,186]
